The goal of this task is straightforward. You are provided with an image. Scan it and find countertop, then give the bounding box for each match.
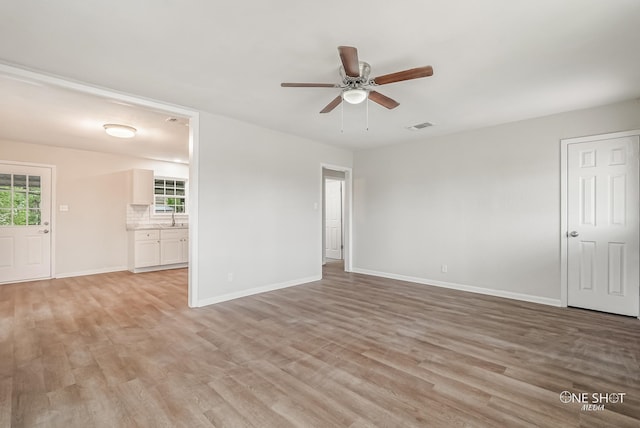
[127,224,189,231]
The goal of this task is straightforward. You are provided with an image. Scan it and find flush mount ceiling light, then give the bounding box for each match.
[103,123,137,138]
[342,88,367,104]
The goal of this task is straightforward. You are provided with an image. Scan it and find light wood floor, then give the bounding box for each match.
[1,262,639,427]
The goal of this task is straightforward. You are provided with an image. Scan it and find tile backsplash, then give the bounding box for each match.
[126,204,188,227]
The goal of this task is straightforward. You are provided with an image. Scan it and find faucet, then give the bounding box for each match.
[171,210,176,227]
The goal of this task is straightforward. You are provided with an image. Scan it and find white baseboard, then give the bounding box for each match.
[129,262,188,274]
[196,275,321,307]
[351,267,561,307]
[55,266,128,279]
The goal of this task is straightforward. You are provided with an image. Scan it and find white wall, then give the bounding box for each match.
[195,113,353,305]
[353,99,640,304]
[0,140,188,277]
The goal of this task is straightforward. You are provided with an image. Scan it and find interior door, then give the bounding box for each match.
[325,178,343,260]
[567,136,639,316]
[0,163,52,283]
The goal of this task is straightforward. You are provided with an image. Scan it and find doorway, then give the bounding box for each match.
[0,63,200,307]
[0,162,53,283]
[325,177,344,261]
[560,130,640,317]
[321,165,352,273]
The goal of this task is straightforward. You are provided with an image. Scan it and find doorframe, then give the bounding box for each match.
[321,164,353,272]
[0,160,56,281]
[560,129,640,309]
[0,63,201,307]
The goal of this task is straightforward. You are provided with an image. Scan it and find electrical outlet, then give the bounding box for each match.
[227,273,234,282]
[441,264,448,273]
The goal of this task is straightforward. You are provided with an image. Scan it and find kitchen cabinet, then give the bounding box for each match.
[130,230,160,268]
[160,229,189,265]
[128,227,188,273]
[130,169,154,205]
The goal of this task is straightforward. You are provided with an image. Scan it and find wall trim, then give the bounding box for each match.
[129,263,188,274]
[55,266,127,279]
[196,275,321,307]
[187,113,200,308]
[0,276,51,285]
[352,267,562,307]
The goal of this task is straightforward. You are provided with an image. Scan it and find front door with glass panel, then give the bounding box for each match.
[0,163,52,283]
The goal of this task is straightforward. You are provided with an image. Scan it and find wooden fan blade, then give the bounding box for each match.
[373,66,433,85]
[338,46,360,77]
[320,95,342,114]
[368,91,400,109]
[281,82,339,88]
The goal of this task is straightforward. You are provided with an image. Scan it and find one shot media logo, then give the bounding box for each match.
[559,391,626,411]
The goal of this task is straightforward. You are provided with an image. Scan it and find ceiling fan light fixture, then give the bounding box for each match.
[342,88,367,105]
[103,123,137,138]
[281,45,433,114]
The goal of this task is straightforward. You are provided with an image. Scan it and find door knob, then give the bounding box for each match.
[41,229,49,234]
[569,231,579,237]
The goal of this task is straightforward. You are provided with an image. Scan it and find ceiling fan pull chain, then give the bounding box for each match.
[341,99,344,133]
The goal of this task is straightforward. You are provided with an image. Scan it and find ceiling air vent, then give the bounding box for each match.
[406,122,433,131]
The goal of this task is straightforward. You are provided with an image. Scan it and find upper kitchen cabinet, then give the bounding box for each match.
[129,168,154,205]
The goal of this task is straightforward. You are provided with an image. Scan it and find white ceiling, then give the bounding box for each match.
[0,74,190,163]
[0,0,639,158]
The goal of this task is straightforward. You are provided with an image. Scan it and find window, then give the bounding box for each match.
[154,177,186,214]
[0,173,41,226]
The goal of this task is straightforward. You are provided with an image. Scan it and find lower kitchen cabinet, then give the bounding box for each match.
[128,228,188,273]
[134,230,161,267]
[160,229,189,265]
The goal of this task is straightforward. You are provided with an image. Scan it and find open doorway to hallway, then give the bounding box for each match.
[325,176,344,261]
[321,165,352,274]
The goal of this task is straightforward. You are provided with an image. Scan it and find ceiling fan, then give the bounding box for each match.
[281,46,433,114]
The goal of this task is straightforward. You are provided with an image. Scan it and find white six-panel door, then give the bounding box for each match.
[325,179,343,260]
[567,136,639,316]
[0,163,52,283]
